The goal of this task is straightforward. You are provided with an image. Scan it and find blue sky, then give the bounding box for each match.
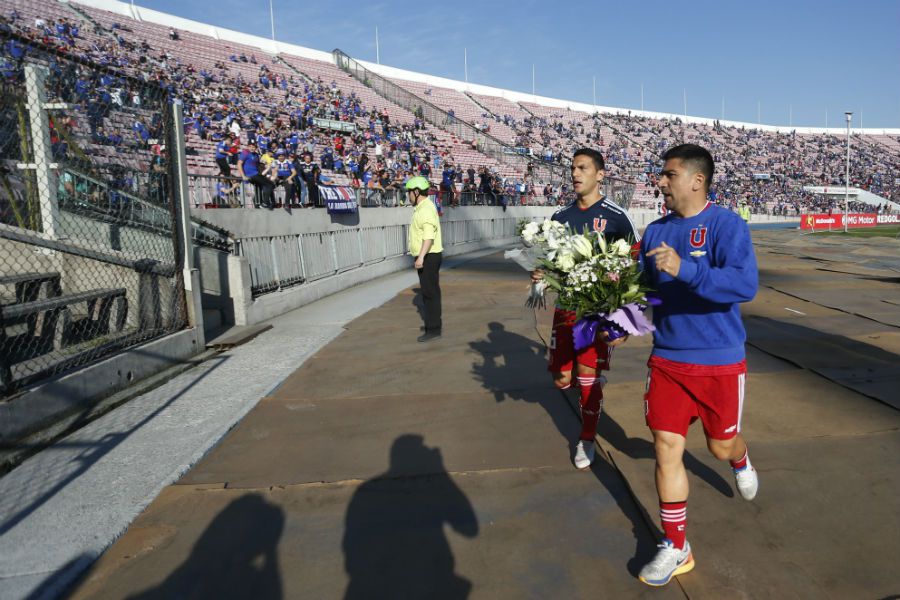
[134,0,899,128]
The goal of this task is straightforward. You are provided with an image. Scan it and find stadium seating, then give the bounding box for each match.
[2,0,899,215]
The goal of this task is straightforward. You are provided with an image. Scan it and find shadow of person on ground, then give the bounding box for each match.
[597,412,734,498]
[468,321,580,447]
[126,494,284,599]
[343,434,478,600]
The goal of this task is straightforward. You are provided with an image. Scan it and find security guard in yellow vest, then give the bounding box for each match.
[406,176,443,342]
[739,202,751,223]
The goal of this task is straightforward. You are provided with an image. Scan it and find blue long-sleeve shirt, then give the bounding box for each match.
[639,203,758,366]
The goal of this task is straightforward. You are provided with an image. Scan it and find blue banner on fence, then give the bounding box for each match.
[320,186,359,214]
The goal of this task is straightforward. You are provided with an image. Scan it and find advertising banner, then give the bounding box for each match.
[800,213,878,230]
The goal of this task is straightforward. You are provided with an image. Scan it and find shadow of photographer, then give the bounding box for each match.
[342,434,479,600]
[127,493,285,599]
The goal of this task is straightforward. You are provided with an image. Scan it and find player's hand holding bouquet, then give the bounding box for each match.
[505,218,571,309]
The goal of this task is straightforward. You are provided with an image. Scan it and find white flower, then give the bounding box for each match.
[522,221,539,245]
[546,235,560,250]
[555,250,576,272]
[611,239,631,257]
[571,235,594,260]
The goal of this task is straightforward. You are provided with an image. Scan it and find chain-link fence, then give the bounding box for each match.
[0,30,188,397]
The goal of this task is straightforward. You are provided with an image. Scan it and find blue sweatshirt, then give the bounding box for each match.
[639,203,758,366]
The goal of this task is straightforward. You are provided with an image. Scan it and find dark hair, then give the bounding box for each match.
[662,144,714,190]
[573,148,605,171]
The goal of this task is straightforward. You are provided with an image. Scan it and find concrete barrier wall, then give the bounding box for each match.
[192,206,799,326]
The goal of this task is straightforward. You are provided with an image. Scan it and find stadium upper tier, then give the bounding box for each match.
[2,0,899,214]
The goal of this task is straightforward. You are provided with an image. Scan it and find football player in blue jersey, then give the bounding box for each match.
[532,148,640,470]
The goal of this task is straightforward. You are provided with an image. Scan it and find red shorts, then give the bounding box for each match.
[644,355,746,440]
[547,309,612,373]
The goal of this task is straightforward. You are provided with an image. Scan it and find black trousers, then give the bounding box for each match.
[216,157,231,177]
[417,252,442,331]
[249,174,275,206]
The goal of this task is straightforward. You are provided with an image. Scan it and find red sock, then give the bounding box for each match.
[660,500,687,549]
[577,375,604,441]
[730,448,749,470]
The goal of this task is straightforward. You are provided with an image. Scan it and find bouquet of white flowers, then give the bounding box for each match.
[507,218,657,345]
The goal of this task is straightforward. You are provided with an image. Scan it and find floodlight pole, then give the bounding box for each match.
[844,112,852,232]
[269,0,275,41]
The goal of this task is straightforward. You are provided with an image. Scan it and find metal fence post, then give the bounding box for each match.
[22,64,59,239]
[270,237,281,289]
[296,235,307,281]
[169,100,205,344]
[330,232,339,273]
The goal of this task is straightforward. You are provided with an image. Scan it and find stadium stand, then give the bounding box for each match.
[2,0,899,215]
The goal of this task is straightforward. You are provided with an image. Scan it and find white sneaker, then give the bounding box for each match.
[573,439,595,470]
[734,459,759,501]
[639,539,694,586]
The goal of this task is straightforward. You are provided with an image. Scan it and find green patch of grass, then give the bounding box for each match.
[820,225,900,238]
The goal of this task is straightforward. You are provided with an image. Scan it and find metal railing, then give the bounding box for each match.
[332,49,567,186]
[186,173,562,209]
[235,217,519,297]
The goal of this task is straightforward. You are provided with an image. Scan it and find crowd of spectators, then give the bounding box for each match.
[2,3,898,216]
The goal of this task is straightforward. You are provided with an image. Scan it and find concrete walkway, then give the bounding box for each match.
[0,249,507,600]
[3,230,900,599]
[64,251,676,599]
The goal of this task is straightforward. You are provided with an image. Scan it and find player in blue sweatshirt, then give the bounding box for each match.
[636,144,759,587]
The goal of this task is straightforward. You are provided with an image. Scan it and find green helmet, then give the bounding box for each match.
[404,176,431,192]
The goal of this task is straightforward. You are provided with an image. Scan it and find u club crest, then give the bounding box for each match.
[689,226,708,256]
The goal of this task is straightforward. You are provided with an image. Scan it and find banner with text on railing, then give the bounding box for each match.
[320,185,359,214]
[800,213,898,230]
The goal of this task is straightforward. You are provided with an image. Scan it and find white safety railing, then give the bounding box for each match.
[235,217,518,297]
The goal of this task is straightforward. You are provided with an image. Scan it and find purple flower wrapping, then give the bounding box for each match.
[572,302,656,351]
